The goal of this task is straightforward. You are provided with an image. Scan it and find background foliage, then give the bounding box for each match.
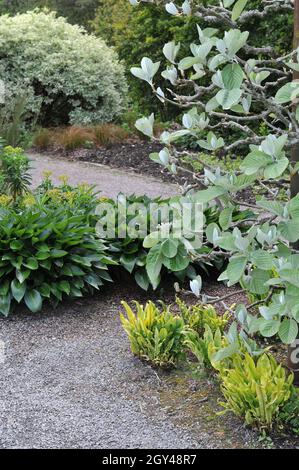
[0,10,127,127]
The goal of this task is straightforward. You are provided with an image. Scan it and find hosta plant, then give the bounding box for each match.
[99,193,254,291]
[0,204,115,316]
[120,300,187,368]
[219,353,293,430]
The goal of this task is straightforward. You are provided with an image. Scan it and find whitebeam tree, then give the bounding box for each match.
[129,0,299,384]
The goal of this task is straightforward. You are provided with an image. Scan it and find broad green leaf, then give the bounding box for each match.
[232,0,248,21]
[263,157,289,179]
[50,249,68,258]
[248,269,270,295]
[146,244,163,289]
[11,279,26,303]
[256,199,284,217]
[259,319,280,338]
[163,41,180,63]
[0,294,11,317]
[240,151,272,175]
[135,271,150,291]
[178,56,201,70]
[278,220,299,243]
[221,63,243,90]
[219,207,233,230]
[227,256,247,285]
[275,81,299,104]
[251,250,274,271]
[161,239,178,258]
[23,257,39,270]
[24,289,42,313]
[216,88,242,109]
[194,186,226,203]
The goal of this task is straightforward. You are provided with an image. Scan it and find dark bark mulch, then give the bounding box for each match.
[79,140,193,186]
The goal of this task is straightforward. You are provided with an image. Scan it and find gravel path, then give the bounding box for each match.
[0,153,201,449]
[0,295,210,449]
[29,152,177,198]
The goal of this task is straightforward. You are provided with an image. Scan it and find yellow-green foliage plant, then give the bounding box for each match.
[176,298,230,336]
[120,301,187,368]
[219,353,294,430]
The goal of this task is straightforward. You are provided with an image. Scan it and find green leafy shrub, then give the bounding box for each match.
[0,146,31,200]
[99,193,254,291]
[0,11,127,127]
[219,353,293,430]
[120,300,187,368]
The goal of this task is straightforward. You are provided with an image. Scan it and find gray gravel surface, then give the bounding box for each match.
[29,152,177,199]
[0,297,211,449]
[0,151,204,449]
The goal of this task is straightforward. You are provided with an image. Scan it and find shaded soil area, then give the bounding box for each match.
[0,278,298,449]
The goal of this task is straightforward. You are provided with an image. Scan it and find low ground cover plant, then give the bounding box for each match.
[120,297,296,433]
[120,300,187,368]
[219,353,294,431]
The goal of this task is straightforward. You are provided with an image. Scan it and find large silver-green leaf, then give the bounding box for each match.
[227,255,247,285]
[275,81,299,104]
[278,318,299,344]
[216,88,242,109]
[221,63,243,90]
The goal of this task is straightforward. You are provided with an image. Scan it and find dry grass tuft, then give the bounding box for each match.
[33,124,130,151]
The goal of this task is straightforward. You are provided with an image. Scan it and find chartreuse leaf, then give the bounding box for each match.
[231,0,248,21]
